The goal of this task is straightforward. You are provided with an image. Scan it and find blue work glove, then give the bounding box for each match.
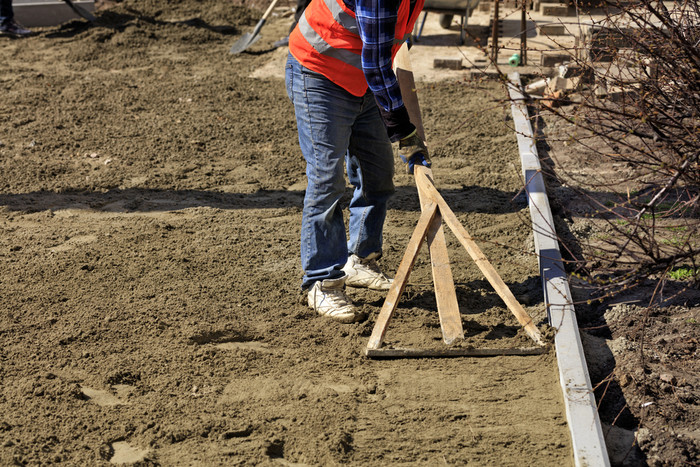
[396,130,431,174]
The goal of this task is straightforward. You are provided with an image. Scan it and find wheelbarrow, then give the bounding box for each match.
[414,0,481,44]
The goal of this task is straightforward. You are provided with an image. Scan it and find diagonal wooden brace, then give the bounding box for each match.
[415,169,544,346]
[366,201,439,350]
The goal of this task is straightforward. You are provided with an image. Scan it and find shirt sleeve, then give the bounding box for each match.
[354,0,416,142]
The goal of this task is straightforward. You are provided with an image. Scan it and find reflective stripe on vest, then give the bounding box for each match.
[322,0,359,34]
[289,0,424,97]
[296,0,362,71]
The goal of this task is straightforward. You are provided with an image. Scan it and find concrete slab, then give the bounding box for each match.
[540,3,569,16]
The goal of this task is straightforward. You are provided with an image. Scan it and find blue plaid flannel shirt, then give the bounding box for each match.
[349,0,417,141]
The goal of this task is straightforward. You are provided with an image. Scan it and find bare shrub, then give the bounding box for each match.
[527,0,699,302]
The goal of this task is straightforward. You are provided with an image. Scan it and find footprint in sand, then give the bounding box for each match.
[109,441,150,464]
[80,386,129,407]
[49,235,98,253]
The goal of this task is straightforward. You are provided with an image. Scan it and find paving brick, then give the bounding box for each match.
[478,1,492,12]
[538,24,568,36]
[540,3,569,16]
[540,52,571,67]
[433,58,463,70]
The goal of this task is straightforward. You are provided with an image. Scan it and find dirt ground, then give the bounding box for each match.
[538,109,700,466]
[0,0,571,465]
[0,0,696,465]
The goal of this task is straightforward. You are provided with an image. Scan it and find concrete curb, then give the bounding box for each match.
[507,72,610,467]
[13,0,94,27]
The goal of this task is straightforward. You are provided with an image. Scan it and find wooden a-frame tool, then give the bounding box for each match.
[365,44,545,358]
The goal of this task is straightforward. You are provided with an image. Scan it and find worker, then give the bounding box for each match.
[273,0,311,48]
[0,0,31,36]
[285,0,431,323]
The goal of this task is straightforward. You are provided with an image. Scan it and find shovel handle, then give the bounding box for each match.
[249,0,281,37]
[261,0,282,23]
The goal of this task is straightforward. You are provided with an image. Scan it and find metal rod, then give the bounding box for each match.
[520,0,527,65]
[491,0,500,62]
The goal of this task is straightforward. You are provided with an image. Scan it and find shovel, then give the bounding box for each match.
[229,0,281,54]
[63,0,96,22]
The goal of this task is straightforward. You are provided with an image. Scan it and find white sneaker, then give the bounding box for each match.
[342,252,394,290]
[307,277,360,323]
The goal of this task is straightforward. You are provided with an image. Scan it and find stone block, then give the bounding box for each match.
[524,76,569,96]
[540,3,569,16]
[433,58,463,70]
[540,52,571,67]
[538,24,568,36]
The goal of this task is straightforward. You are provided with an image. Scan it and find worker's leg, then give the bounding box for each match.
[0,0,12,22]
[285,54,363,290]
[346,91,395,259]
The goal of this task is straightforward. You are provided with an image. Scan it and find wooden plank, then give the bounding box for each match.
[393,44,425,141]
[366,202,439,350]
[394,43,465,345]
[415,169,544,346]
[366,346,548,358]
[415,167,465,344]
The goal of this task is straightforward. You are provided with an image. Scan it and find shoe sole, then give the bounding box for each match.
[344,280,393,291]
[316,309,363,323]
[308,303,367,323]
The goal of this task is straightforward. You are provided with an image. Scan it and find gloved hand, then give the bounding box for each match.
[395,130,431,174]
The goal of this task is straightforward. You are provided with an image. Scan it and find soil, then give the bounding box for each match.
[536,109,700,466]
[0,0,696,465]
[0,1,569,465]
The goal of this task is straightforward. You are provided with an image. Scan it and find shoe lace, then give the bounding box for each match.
[360,258,388,278]
[312,285,351,311]
[322,287,351,307]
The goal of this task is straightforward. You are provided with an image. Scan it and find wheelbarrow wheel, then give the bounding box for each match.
[438,14,454,29]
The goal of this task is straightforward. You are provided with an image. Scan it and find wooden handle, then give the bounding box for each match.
[415,167,465,344]
[394,43,426,141]
[396,43,463,344]
[261,0,281,21]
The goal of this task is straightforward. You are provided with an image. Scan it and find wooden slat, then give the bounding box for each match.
[415,167,465,344]
[395,43,465,345]
[394,45,425,141]
[366,202,439,350]
[415,170,544,346]
[366,346,549,358]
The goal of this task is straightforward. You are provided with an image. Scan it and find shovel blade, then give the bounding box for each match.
[229,32,262,54]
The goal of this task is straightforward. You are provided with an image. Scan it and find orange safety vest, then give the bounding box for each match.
[289,0,424,97]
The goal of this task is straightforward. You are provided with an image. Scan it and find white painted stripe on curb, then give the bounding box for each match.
[508,72,610,467]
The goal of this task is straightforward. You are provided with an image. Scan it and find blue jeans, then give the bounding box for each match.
[0,0,14,23]
[285,54,395,289]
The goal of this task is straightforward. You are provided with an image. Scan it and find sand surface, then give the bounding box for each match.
[0,1,574,464]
